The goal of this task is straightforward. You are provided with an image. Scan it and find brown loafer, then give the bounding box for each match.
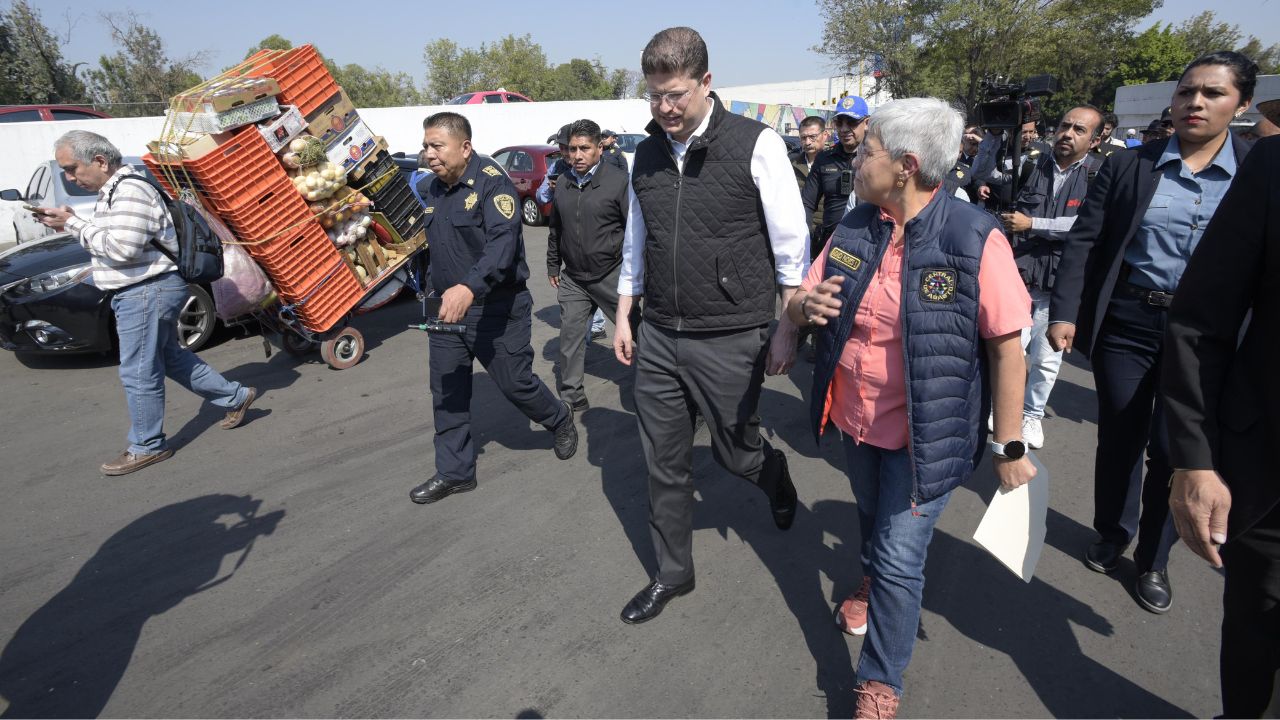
[101,449,173,476]
[220,387,257,430]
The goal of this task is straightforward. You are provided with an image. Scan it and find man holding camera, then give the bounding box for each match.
[802,95,867,253]
[999,106,1103,449]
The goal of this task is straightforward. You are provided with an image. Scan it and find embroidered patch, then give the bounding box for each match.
[494,194,516,220]
[463,192,479,211]
[424,205,435,214]
[1067,198,1082,208]
[954,169,965,179]
[829,247,863,272]
[921,269,957,303]
[482,165,502,177]
[466,178,475,186]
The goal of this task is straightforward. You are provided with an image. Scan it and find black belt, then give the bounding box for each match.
[1117,280,1174,308]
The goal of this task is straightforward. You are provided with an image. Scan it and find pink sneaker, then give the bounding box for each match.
[854,680,900,719]
[835,576,871,636]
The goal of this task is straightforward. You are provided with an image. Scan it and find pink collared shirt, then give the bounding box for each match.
[803,207,1031,450]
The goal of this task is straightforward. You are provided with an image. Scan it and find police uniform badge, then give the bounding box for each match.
[954,169,965,179]
[424,205,434,214]
[921,268,957,303]
[466,178,475,186]
[463,192,479,211]
[829,247,863,272]
[482,165,502,177]
[494,194,516,220]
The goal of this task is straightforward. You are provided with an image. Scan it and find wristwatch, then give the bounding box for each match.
[990,439,1026,460]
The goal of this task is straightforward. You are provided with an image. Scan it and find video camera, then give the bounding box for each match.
[974,74,1060,210]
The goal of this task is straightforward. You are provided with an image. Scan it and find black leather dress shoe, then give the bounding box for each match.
[764,449,797,531]
[553,401,578,460]
[410,475,477,504]
[1084,540,1126,573]
[620,578,695,625]
[1136,570,1172,614]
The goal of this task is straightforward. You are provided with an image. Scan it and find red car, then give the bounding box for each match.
[0,105,112,122]
[445,90,533,105]
[491,145,560,226]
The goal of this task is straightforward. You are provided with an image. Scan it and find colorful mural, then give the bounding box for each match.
[729,101,832,134]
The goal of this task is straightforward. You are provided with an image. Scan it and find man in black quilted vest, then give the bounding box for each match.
[611,26,811,625]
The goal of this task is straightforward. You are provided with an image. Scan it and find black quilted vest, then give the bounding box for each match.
[631,93,775,331]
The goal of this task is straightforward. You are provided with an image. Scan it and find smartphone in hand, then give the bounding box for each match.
[22,204,48,217]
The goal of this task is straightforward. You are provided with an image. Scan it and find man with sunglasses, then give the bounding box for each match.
[613,26,809,625]
[802,94,868,255]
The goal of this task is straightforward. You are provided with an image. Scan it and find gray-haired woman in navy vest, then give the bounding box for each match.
[786,97,1036,718]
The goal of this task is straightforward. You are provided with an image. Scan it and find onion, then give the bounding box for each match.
[359,215,372,228]
[289,138,308,154]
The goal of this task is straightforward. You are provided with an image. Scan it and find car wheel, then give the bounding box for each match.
[178,284,217,351]
[521,197,543,226]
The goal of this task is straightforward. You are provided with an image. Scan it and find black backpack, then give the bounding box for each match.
[107,174,224,284]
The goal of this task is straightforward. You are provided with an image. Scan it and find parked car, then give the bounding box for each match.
[489,145,559,226]
[1,157,154,245]
[614,133,646,168]
[445,90,533,105]
[0,232,219,354]
[0,105,112,123]
[780,135,802,154]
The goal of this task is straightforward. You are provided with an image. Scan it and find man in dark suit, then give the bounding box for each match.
[1163,134,1280,718]
[1048,117,1252,613]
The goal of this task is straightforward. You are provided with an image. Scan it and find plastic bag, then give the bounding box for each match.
[187,197,272,321]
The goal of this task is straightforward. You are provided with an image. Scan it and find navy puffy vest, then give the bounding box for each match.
[809,192,997,501]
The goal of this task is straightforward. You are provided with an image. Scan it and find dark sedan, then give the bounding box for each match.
[0,233,217,355]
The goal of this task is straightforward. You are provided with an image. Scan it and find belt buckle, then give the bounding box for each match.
[1147,290,1173,308]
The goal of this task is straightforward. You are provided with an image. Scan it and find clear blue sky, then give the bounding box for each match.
[44,0,1280,90]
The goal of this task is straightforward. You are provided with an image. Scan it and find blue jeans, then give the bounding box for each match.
[842,434,952,695]
[1020,288,1062,419]
[111,272,246,455]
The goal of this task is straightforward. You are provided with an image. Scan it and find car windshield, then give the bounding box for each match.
[615,134,645,153]
[446,94,474,105]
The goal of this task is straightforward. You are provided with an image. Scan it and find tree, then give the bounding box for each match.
[422,34,634,103]
[422,38,484,102]
[244,33,293,59]
[1098,23,1194,103]
[0,0,87,105]
[1174,11,1280,75]
[84,12,206,117]
[332,64,422,108]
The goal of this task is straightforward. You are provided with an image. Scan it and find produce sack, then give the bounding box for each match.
[189,198,271,320]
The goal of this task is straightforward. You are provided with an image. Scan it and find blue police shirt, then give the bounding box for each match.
[1123,134,1237,292]
[416,154,530,299]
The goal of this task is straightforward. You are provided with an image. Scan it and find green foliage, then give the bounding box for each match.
[1174,11,1280,75]
[421,34,633,103]
[85,12,205,117]
[1099,24,1193,97]
[244,34,293,59]
[331,64,423,108]
[0,0,88,105]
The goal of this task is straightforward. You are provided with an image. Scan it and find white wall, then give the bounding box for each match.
[1114,74,1280,132]
[717,75,888,110]
[0,99,655,194]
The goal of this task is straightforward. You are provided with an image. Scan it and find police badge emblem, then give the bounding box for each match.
[463,192,479,211]
[494,194,516,220]
[921,268,957,303]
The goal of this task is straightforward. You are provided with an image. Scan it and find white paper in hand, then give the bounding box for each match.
[973,451,1049,582]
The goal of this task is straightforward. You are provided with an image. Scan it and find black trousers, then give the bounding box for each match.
[428,290,566,481]
[634,322,772,585]
[1222,501,1280,718]
[1091,292,1179,571]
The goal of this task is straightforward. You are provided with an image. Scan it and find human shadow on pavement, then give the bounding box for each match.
[921,527,1192,718]
[165,356,299,451]
[581,405,656,579]
[1044,377,1098,426]
[0,494,284,719]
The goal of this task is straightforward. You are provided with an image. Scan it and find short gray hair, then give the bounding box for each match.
[865,97,963,189]
[54,130,122,167]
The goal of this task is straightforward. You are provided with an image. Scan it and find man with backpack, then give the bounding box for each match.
[33,130,256,476]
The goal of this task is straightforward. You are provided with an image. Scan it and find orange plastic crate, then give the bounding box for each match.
[290,264,363,333]
[143,128,289,215]
[217,181,314,248]
[252,225,344,295]
[243,45,338,117]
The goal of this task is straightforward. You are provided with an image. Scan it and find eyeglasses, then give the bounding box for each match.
[799,133,823,141]
[645,89,695,108]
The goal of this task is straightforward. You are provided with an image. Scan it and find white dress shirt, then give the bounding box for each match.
[617,99,810,296]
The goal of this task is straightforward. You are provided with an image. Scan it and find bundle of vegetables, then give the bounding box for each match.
[282,136,346,201]
[325,212,374,248]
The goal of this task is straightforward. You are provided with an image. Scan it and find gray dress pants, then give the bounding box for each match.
[634,321,771,584]
[556,266,637,405]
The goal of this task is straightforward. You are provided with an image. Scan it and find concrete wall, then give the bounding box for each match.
[717,75,889,110]
[1113,74,1280,133]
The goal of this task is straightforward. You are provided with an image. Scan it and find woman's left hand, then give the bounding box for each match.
[994,455,1037,491]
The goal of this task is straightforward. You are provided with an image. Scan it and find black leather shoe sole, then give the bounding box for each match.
[620,581,695,625]
[410,478,477,504]
[1084,542,1125,574]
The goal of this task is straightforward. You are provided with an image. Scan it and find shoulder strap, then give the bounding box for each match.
[106,174,180,264]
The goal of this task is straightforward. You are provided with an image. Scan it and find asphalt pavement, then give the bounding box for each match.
[0,225,1225,718]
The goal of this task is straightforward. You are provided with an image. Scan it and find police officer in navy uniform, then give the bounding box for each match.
[802,94,868,255]
[411,111,579,505]
[600,129,629,172]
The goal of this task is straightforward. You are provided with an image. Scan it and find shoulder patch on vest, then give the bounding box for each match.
[494,194,516,220]
[424,205,434,214]
[921,268,957,303]
[829,247,863,272]
[482,165,502,177]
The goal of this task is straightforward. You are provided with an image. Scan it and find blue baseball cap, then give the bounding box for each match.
[834,95,869,121]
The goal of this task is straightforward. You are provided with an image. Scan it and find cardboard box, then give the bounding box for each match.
[326,120,383,174]
[174,76,281,114]
[305,89,359,146]
[256,105,307,153]
[146,131,236,163]
[167,96,280,134]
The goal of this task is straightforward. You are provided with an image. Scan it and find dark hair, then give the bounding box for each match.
[1064,104,1105,138]
[641,26,708,79]
[568,118,601,144]
[1103,112,1118,128]
[423,111,472,141]
[799,115,825,132]
[1180,51,1259,103]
